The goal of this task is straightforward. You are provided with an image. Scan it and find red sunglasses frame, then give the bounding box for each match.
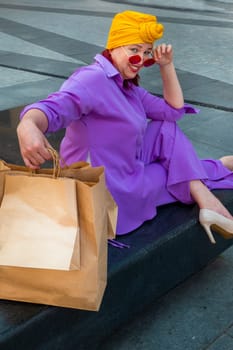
[128,55,155,67]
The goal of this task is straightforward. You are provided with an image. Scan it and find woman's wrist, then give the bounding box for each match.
[21,109,48,133]
[159,61,174,69]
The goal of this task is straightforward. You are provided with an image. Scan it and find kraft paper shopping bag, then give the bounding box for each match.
[0,155,118,311]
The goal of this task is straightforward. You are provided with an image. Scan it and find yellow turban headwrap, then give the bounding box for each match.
[106,10,164,50]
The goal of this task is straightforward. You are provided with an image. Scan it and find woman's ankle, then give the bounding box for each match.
[190,180,233,219]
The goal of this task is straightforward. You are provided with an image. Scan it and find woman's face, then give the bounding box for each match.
[110,43,153,80]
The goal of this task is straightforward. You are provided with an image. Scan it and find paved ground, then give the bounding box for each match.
[0,0,233,349]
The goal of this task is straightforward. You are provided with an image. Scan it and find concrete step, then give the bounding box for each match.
[0,190,233,349]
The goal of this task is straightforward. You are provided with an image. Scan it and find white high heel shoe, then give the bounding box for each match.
[199,209,233,244]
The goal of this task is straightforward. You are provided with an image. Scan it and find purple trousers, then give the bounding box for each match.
[111,119,233,234]
[141,120,233,204]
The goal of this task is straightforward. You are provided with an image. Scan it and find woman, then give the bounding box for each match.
[17,10,233,243]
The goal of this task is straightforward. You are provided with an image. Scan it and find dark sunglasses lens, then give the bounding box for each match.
[128,55,141,64]
[143,58,155,67]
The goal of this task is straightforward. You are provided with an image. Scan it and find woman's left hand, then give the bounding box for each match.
[153,43,173,66]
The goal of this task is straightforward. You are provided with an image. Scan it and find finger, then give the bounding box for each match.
[21,143,49,166]
[155,45,162,55]
[27,152,46,167]
[156,44,168,58]
[160,43,167,54]
[166,44,173,54]
[154,46,162,60]
[40,142,54,161]
[23,156,41,170]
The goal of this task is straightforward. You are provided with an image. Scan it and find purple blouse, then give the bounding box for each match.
[20,54,197,234]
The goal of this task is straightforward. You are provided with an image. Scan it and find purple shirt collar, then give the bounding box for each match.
[94,53,134,90]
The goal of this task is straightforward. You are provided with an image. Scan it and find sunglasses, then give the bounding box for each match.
[128,55,155,67]
[121,47,155,67]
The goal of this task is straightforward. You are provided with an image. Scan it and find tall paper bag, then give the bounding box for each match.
[0,158,117,310]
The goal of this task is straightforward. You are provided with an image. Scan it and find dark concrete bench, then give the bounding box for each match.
[0,189,233,350]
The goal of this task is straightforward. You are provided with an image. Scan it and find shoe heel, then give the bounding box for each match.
[201,223,216,244]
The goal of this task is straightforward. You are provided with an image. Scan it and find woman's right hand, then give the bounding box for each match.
[17,112,53,169]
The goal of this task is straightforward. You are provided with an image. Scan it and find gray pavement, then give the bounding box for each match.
[0,1,233,349]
